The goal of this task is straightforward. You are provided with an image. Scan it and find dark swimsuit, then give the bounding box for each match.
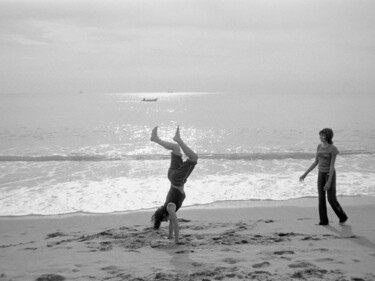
[164,153,197,211]
[163,187,186,212]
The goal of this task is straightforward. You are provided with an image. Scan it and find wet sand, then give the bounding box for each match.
[1,196,375,281]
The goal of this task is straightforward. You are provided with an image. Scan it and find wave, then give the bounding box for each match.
[0,155,109,162]
[0,150,373,162]
[1,195,370,217]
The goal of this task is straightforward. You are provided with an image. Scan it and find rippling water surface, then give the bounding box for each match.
[0,92,374,216]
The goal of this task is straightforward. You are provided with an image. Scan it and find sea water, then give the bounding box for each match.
[0,91,374,216]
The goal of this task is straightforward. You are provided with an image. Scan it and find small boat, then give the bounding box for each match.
[142,98,158,102]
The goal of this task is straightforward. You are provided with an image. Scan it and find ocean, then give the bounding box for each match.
[0,91,374,216]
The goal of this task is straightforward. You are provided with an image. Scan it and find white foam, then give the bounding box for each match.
[1,160,374,216]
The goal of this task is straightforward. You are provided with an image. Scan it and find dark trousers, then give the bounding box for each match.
[317,171,347,224]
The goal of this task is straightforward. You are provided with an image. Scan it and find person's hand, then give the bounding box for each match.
[324,182,331,191]
[299,174,306,182]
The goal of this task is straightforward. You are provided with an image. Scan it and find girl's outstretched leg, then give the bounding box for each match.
[151,126,181,155]
[173,126,198,162]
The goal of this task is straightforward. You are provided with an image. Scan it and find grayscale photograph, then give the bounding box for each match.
[1,0,375,280]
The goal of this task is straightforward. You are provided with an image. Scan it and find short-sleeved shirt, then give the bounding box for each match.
[317,144,339,172]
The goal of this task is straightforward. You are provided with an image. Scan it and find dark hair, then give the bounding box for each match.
[151,205,168,229]
[319,128,334,144]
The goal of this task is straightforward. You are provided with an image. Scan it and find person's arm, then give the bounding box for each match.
[167,203,180,243]
[324,154,336,190]
[300,154,319,182]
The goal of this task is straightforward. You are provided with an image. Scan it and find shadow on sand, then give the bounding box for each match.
[324,224,375,250]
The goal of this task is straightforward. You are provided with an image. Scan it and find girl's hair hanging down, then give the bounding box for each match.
[319,128,334,144]
[151,205,168,229]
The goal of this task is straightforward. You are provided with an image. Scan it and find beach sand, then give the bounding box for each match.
[1,196,375,281]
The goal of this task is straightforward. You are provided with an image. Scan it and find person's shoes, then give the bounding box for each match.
[317,221,329,226]
[339,217,348,224]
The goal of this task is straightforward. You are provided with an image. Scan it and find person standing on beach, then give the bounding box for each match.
[299,128,348,225]
[150,125,198,244]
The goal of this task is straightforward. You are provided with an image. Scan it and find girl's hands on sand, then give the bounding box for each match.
[299,174,306,182]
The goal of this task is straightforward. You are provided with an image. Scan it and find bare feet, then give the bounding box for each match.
[173,126,182,143]
[150,126,159,142]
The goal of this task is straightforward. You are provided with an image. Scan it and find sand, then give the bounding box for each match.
[1,196,375,281]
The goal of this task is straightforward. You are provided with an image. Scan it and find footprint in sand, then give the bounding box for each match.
[192,262,204,267]
[315,258,334,262]
[312,248,329,252]
[273,250,295,255]
[0,273,12,281]
[195,234,205,240]
[45,232,66,239]
[101,266,118,271]
[191,226,205,230]
[24,247,38,251]
[35,274,65,281]
[150,240,171,248]
[235,222,248,229]
[247,271,272,279]
[175,250,194,254]
[252,261,271,268]
[291,268,328,279]
[288,261,317,268]
[301,236,320,241]
[101,266,121,275]
[222,258,243,264]
[315,258,345,264]
[280,256,293,261]
[221,248,241,253]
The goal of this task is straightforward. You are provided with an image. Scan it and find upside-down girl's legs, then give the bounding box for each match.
[150,126,181,156]
[173,126,198,162]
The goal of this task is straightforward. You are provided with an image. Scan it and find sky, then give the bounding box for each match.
[0,0,375,95]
